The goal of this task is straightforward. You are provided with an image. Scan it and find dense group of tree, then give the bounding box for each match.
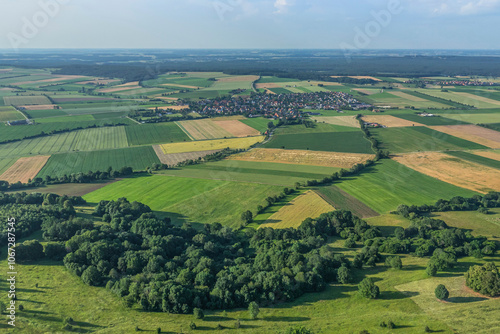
[465,262,500,297]
[3,190,497,315]
[8,51,499,78]
[0,192,84,246]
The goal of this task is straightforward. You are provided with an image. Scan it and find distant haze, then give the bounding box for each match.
[1,0,499,50]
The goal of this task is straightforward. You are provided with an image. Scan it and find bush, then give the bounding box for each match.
[235,319,241,329]
[193,307,204,320]
[385,256,402,270]
[157,327,161,333]
[424,325,431,333]
[248,301,260,320]
[435,284,449,300]
[190,322,197,330]
[344,238,356,248]
[426,262,437,277]
[81,266,102,286]
[337,265,352,284]
[18,304,24,311]
[358,278,380,299]
[284,326,314,334]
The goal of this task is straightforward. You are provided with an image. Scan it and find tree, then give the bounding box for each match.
[241,210,253,225]
[267,121,275,129]
[248,301,259,320]
[81,266,102,286]
[426,261,438,277]
[385,256,402,270]
[434,284,449,300]
[193,307,204,320]
[337,265,352,284]
[358,278,380,299]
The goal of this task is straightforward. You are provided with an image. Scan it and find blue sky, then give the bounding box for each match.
[1,0,499,49]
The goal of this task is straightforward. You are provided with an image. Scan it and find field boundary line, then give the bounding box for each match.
[126,116,141,124]
[175,121,195,140]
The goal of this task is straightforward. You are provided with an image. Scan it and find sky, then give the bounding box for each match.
[1,0,499,49]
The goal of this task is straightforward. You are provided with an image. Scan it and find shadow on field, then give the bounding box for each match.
[17,298,45,304]
[203,315,234,322]
[263,316,310,322]
[380,290,418,300]
[73,321,104,329]
[447,296,488,303]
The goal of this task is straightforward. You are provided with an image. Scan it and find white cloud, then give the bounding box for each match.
[274,0,289,13]
[412,0,500,15]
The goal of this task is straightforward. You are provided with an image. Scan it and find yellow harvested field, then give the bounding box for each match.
[217,75,259,83]
[452,92,500,106]
[0,156,50,184]
[393,152,500,193]
[312,116,360,128]
[160,136,264,154]
[19,104,58,110]
[260,191,335,229]
[362,115,425,127]
[331,75,381,81]
[212,120,260,137]
[177,119,232,140]
[229,148,375,168]
[157,96,179,101]
[472,150,500,161]
[265,89,276,95]
[430,125,500,149]
[256,83,280,89]
[389,91,428,101]
[153,145,221,166]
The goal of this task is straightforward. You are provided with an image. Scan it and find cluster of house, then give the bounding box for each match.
[404,79,497,86]
[186,92,371,119]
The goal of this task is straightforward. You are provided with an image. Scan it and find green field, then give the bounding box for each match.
[3,95,52,106]
[240,117,275,132]
[37,146,160,178]
[438,113,500,124]
[403,90,467,108]
[275,122,357,135]
[125,123,190,146]
[372,126,487,153]
[268,87,293,94]
[25,108,67,118]
[445,151,500,169]
[0,121,131,142]
[257,76,300,83]
[0,106,24,121]
[393,113,470,126]
[0,126,129,158]
[263,131,373,153]
[415,89,500,109]
[335,159,478,213]
[83,175,282,227]
[34,114,95,123]
[158,160,339,186]
[362,91,449,109]
[484,123,500,131]
[315,185,379,218]
[0,156,17,175]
